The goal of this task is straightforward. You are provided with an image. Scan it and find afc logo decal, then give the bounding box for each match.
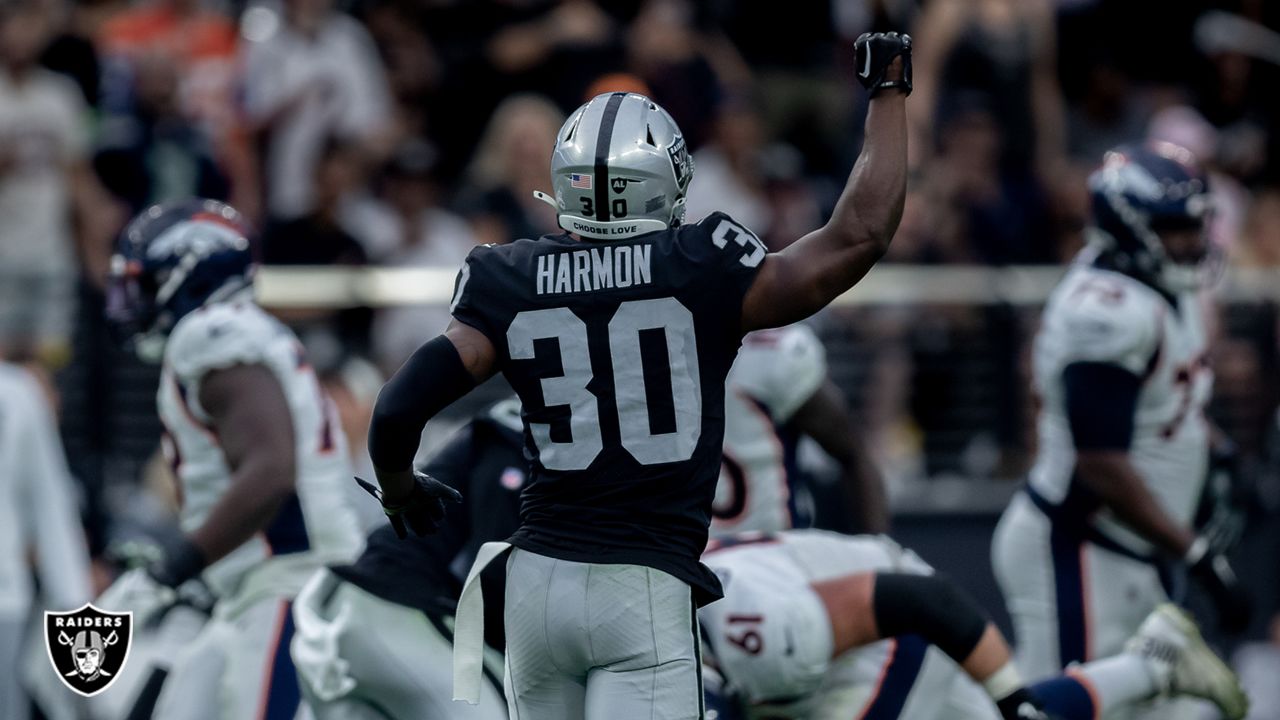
[610,176,642,194]
[44,604,133,697]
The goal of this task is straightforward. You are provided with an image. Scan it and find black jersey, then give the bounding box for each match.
[450,212,766,605]
[329,399,526,615]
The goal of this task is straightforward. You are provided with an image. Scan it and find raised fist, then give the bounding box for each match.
[854,32,913,97]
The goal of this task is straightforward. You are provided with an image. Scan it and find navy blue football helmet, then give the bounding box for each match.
[106,199,256,362]
[1088,141,1218,292]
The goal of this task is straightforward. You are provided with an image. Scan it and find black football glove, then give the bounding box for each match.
[854,32,913,97]
[137,535,207,589]
[356,472,462,538]
[1186,537,1253,635]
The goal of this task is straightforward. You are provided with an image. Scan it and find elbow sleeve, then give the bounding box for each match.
[1062,362,1140,451]
[367,336,478,472]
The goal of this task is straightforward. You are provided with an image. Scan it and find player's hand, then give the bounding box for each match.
[109,535,207,589]
[854,32,912,97]
[144,535,208,589]
[356,473,462,538]
[1186,539,1253,635]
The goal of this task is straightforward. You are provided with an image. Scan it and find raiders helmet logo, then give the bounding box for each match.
[667,137,690,186]
[45,604,133,697]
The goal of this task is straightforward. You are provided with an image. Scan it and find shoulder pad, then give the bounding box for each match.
[732,325,827,422]
[687,212,767,269]
[1049,272,1162,374]
[166,303,285,382]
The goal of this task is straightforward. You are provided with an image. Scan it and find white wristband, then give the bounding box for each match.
[983,662,1026,702]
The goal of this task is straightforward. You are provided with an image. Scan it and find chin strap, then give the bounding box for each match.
[532,190,556,208]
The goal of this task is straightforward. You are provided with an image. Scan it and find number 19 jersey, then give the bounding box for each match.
[450,212,765,605]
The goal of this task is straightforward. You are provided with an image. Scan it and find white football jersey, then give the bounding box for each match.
[711,326,826,537]
[1029,263,1213,554]
[700,530,932,706]
[157,301,362,597]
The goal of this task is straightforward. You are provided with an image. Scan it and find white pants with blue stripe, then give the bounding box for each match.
[152,594,304,720]
[992,493,1205,720]
[502,548,704,720]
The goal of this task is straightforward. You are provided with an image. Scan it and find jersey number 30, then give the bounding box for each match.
[508,298,702,470]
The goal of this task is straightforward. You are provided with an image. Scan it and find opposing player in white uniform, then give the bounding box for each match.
[991,142,1252,720]
[713,325,887,536]
[103,199,363,720]
[700,530,1247,720]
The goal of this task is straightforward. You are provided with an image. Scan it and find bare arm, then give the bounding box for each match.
[790,379,889,533]
[189,364,298,565]
[1075,451,1195,557]
[742,61,908,331]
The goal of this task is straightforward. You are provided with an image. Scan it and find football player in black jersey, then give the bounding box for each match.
[365,33,912,720]
[292,399,525,720]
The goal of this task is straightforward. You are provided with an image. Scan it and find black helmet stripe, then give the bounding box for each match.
[593,92,627,223]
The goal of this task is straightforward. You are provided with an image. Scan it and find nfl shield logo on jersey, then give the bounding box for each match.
[44,604,133,697]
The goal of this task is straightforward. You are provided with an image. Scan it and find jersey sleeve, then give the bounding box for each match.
[685,211,767,321]
[1050,287,1160,377]
[166,305,288,416]
[733,325,827,423]
[449,244,506,349]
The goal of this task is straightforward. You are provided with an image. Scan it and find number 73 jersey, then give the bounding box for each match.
[1029,264,1213,555]
[450,212,766,605]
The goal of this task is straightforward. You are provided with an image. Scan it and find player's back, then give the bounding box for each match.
[1030,262,1212,553]
[159,301,362,596]
[450,211,765,603]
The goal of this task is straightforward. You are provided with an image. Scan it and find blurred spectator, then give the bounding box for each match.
[1063,50,1150,163]
[93,49,230,214]
[1237,189,1280,267]
[1148,105,1251,253]
[262,135,373,354]
[97,0,253,215]
[460,93,562,246]
[360,0,442,143]
[0,361,93,720]
[349,140,477,368]
[419,0,621,179]
[0,0,115,362]
[241,0,394,222]
[684,100,771,232]
[757,143,823,251]
[922,96,1053,264]
[625,0,734,150]
[38,0,102,106]
[910,0,1064,181]
[483,0,618,107]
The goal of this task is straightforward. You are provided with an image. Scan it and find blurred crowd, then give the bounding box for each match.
[1,0,1279,555]
[1,1,1280,712]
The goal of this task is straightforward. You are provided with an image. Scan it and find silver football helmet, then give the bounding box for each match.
[535,92,693,240]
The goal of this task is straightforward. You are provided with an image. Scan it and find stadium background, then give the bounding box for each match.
[2,0,1280,714]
